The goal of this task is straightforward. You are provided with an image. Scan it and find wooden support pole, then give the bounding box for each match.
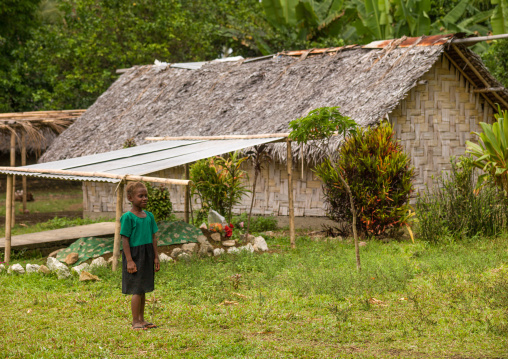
[4,175,13,263]
[21,132,27,213]
[10,133,15,228]
[473,87,505,93]
[451,33,508,44]
[112,182,124,272]
[184,164,190,223]
[442,51,497,110]
[287,139,295,249]
[452,44,508,109]
[300,143,304,178]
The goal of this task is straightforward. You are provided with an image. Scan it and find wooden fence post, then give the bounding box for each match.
[287,139,295,249]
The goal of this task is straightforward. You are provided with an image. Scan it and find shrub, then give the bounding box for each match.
[232,213,278,233]
[416,156,508,242]
[144,182,173,222]
[314,122,414,236]
[189,152,250,222]
[466,106,508,194]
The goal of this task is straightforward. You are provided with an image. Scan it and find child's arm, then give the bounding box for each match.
[152,233,160,272]
[122,235,137,273]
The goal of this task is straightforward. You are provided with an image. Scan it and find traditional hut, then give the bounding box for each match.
[40,34,508,219]
[0,110,84,209]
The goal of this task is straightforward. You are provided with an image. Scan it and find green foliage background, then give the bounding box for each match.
[416,156,508,241]
[1,0,508,113]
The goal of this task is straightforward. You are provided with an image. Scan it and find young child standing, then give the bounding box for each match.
[121,181,160,330]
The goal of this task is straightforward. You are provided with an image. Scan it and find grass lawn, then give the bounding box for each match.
[0,188,83,216]
[1,234,507,358]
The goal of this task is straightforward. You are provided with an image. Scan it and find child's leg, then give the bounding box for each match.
[139,293,146,324]
[131,294,143,327]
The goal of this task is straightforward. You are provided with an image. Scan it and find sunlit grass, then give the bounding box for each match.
[0,188,83,216]
[1,234,507,358]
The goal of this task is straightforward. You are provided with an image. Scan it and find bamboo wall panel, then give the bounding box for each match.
[390,55,495,193]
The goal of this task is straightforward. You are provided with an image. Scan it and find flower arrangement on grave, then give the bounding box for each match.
[209,223,235,238]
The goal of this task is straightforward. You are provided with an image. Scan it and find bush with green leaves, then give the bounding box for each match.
[190,152,250,223]
[416,156,508,242]
[466,106,508,194]
[144,182,173,222]
[314,122,414,237]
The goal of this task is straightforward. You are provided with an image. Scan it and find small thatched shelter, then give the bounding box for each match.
[40,34,508,218]
[0,110,84,154]
[0,110,84,210]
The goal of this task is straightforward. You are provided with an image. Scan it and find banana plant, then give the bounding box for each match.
[261,0,345,41]
[466,106,508,194]
[351,0,497,46]
[491,0,508,34]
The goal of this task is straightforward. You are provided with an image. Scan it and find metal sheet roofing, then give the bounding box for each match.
[0,138,283,183]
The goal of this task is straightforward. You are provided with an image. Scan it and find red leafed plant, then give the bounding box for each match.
[314,122,414,237]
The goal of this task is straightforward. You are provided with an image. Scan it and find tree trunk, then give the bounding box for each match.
[329,158,361,271]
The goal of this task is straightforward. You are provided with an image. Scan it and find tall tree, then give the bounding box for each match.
[0,0,41,112]
[0,0,264,112]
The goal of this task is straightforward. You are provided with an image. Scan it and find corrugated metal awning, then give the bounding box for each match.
[0,138,283,183]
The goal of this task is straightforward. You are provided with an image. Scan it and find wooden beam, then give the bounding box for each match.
[4,175,13,263]
[112,182,124,272]
[452,44,508,109]
[473,87,505,93]
[0,110,85,119]
[442,51,497,110]
[184,164,190,223]
[287,139,295,249]
[452,34,508,44]
[21,132,27,213]
[145,133,290,141]
[0,167,191,186]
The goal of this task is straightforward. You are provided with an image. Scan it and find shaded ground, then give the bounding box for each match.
[0,211,82,226]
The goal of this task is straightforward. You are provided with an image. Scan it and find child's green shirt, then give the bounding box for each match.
[120,211,158,247]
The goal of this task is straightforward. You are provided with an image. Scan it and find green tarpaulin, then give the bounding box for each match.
[56,220,200,265]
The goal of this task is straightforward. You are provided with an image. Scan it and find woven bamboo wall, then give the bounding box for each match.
[83,161,327,218]
[82,54,497,218]
[390,55,495,193]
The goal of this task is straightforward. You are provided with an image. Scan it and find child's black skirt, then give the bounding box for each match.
[122,243,154,295]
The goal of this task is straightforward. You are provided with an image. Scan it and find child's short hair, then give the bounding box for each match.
[126,181,147,199]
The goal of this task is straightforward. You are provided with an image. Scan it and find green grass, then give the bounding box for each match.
[0,216,115,238]
[0,189,83,216]
[1,235,508,358]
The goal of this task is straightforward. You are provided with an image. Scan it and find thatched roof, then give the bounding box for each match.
[40,35,508,164]
[0,110,85,153]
